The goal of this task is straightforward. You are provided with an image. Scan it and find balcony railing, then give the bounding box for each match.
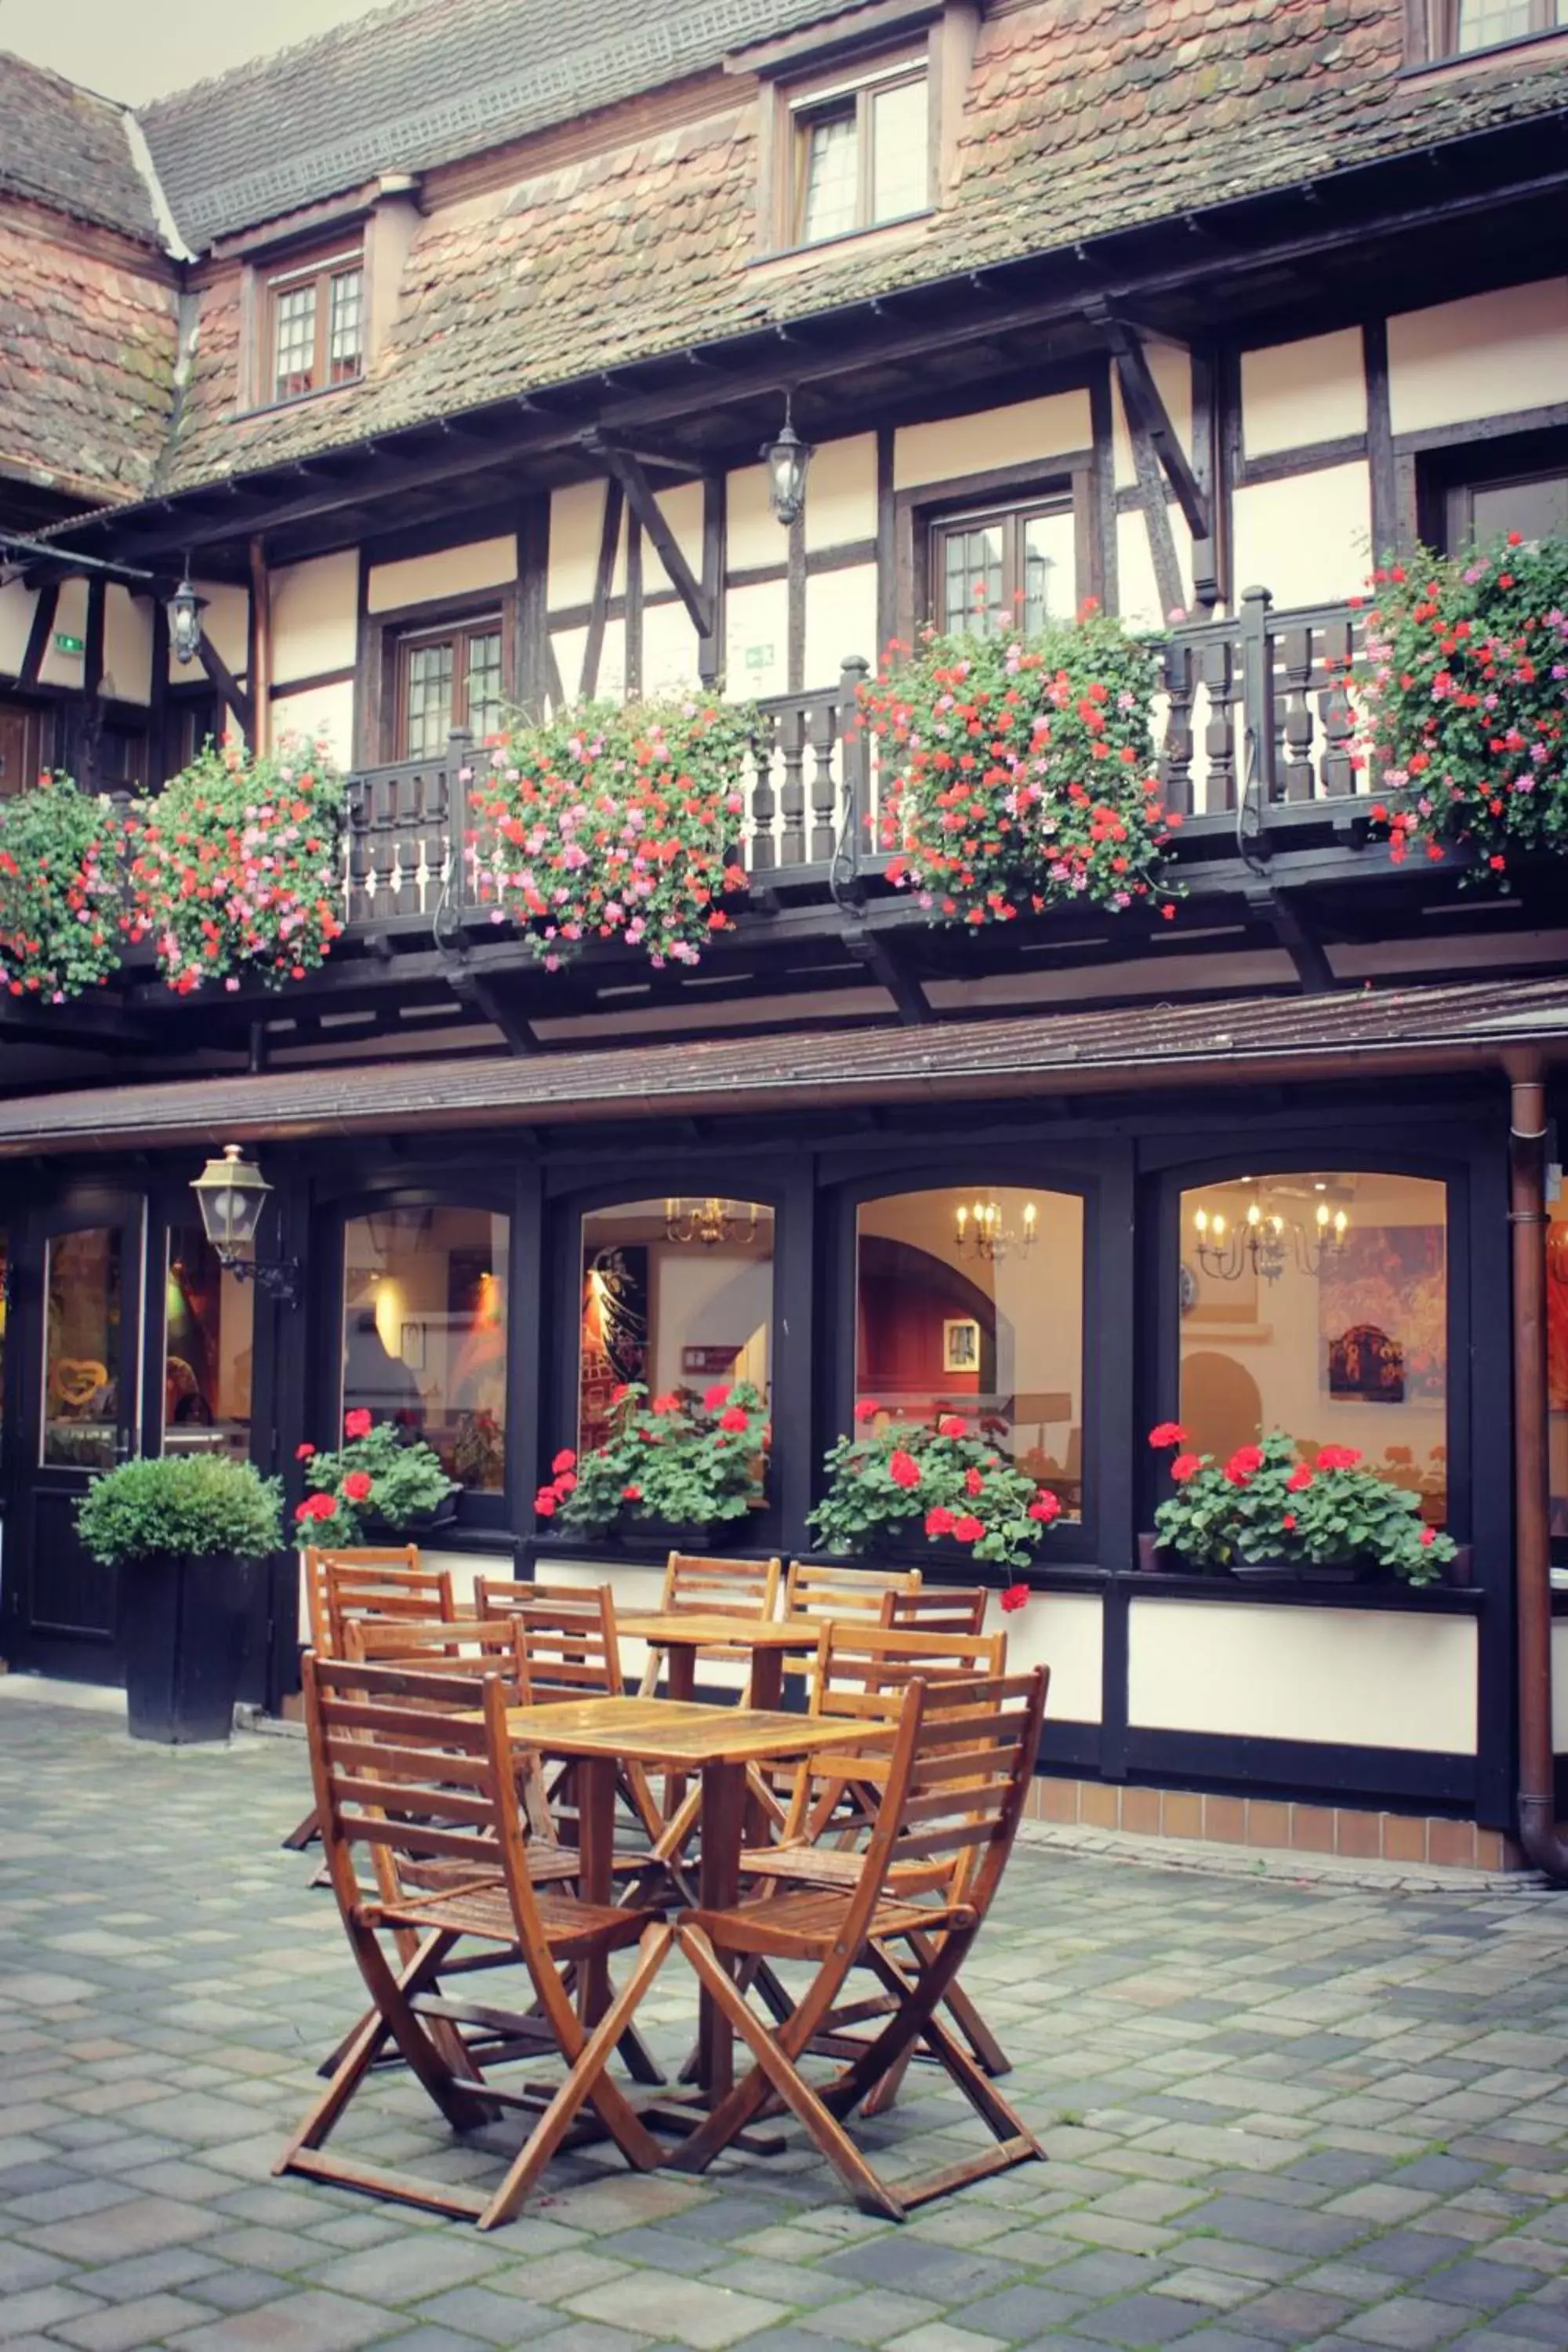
[337,588,1367,930]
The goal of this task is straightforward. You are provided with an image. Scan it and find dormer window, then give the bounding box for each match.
[791,58,928,245]
[267,243,365,404]
[1417,0,1565,60]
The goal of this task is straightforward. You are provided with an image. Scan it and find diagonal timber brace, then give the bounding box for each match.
[1091,307,1211,543]
[584,432,714,645]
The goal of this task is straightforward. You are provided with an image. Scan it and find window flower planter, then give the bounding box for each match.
[808,1406,1061,1572]
[541,1382,768,1541]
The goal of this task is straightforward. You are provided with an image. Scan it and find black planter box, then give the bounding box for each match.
[123,1552,264,1744]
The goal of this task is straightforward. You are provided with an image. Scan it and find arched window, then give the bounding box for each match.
[855,1185,1086,1519]
[339,1203,510,1495]
[577,1198,775,1451]
[1178,1171,1449,1523]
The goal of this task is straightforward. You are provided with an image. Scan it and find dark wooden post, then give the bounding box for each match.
[446,726,474,912]
[1238,586,1275,810]
[837,656,870,869]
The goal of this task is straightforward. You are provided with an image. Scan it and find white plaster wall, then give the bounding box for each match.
[551,619,627,705]
[805,434,877,553]
[1112,347,1192,489]
[367,538,514,615]
[1128,1599,1478,1753]
[550,481,613,610]
[1388,279,1568,436]
[804,564,877,690]
[725,579,789,699]
[270,680,356,766]
[727,462,780,574]
[1241,330,1367,459]
[1116,509,1194,630]
[894,391,1094,490]
[642,599,702,694]
[38,578,89,690]
[0,580,38,675]
[271,551,358,682]
[655,482,704,578]
[101,587,151,705]
[1231,463,1371,612]
[983,1589,1101,1723]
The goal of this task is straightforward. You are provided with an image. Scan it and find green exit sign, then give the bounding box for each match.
[53,631,85,656]
[743,644,775,670]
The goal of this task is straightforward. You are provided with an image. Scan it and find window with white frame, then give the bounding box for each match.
[789,56,929,246]
[266,243,365,405]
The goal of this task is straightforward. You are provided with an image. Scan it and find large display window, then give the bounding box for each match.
[340,1203,509,1494]
[578,1198,775,1452]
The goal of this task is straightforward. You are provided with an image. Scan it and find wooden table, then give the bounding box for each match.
[618,1612,808,1710]
[501,1695,893,2102]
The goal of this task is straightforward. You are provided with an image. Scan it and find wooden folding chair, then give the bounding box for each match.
[285,1548,450,1851]
[782,1560,923,1656]
[882,1584,989,1638]
[278,1653,673,2229]
[636,1552,782,1698]
[670,1666,1048,2218]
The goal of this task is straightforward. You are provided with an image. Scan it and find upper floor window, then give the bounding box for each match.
[1422,0,1565,57]
[931,497,1077,637]
[789,56,928,245]
[1445,463,1568,551]
[267,243,364,404]
[397,615,505,758]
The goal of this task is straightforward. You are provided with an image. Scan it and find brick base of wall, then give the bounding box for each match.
[1023,1773,1523,1872]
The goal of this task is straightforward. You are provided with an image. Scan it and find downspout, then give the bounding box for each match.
[1507,1053,1568,1881]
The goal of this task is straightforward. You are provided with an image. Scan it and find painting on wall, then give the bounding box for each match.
[580,1243,648,1450]
[942,1317,980,1373]
[1319,1225,1445,1404]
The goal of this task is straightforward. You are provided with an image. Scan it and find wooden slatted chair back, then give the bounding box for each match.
[881,1584,989,1638]
[303,1545,421,1654]
[318,1553,454,1661]
[782,1559,923,1635]
[510,1585,624,1704]
[303,1650,506,1917]
[886,1665,1048,1923]
[342,1616,525,1694]
[661,1552,782,1621]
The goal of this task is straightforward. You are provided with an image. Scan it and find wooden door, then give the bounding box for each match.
[0,697,50,797]
[3,1195,146,1680]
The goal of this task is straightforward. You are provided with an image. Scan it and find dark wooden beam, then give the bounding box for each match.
[843,924,932,1025]
[700,474,724,688]
[18,580,59,689]
[579,480,624,700]
[441,953,538,1054]
[1125,408,1186,626]
[1363,318,1398,563]
[1096,310,1211,540]
[589,436,714,641]
[515,495,550,721]
[197,628,255,740]
[1243,879,1336,993]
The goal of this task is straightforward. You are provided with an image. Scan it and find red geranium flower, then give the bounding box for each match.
[703,1384,732,1411]
[953,1514,985,1544]
[622,1483,643,1502]
[1420,1525,1436,1547]
[1282,1513,1297,1533]
[964,1466,985,1497]
[1316,1444,1363,1471]
[854,1399,881,1422]
[937,1415,967,1438]
[925,1505,956,1537]
[342,1470,373,1502]
[552,1448,577,1475]
[889,1448,922,1490]
[652,1392,682,1414]
[534,1487,557,1518]
[295,1442,316,1461]
[344,1408,373,1439]
[717,1405,751,1433]
[1169,1452,1203,1483]
[1225,1445,1264,1486]
[1027,1489,1061,1523]
[1000,1583,1029,1613]
[611,1383,631,1403]
[1285,1465,1313,1492]
[1149,1421,1187,1449]
[554,1471,577,1496]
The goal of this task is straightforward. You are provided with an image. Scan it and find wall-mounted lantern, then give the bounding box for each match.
[189,1144,300,1306]
[761,394,812,528]
[168,561,206,666]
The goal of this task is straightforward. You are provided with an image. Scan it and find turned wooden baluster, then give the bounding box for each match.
[1280,624,1316,802]
[777,705,807,866]
[750,710,779,871]
[1158,639,1196,816]
[1319,618,1356,796]
[1200,630,1238,815]
[345,776,374,926]
[807,693,839,864]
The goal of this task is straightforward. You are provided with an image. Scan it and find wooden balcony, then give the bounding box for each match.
[339,588,1369,935]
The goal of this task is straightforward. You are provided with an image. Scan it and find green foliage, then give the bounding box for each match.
[127,735,346,993]
[542,1381,769,1537]
[296,1413,457,1543]
[77,1454,283,1567]
[808,1408,1062,1570]
[470,692,760,970]
[862,608,1179,927]
[0,772,122,1001]
[1149,1426,1453,1587]
[1359,535,1568,881]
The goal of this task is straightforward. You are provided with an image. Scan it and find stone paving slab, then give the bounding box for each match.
[2,1699,1568,2352]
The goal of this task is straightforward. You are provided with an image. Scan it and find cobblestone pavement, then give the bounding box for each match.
[4,1700,1568,2352]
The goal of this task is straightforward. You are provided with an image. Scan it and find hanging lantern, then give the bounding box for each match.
[189,1145,300,1305]
[168,566,205,666]
[761,397,812,528]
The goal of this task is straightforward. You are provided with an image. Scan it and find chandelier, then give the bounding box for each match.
[1192,1192,1349,1284]
[664,1196,759,1248]
[955,1197,1037,1263]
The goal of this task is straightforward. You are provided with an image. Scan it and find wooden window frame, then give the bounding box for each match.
[360,586,518,768]
[1411,0,1565,62]
[263,240,365,408]
[1413,423,1568,553]
[929,494,1083,637]
[891,455,1101,648]
[786,52,930,247]
[394,612,506,760]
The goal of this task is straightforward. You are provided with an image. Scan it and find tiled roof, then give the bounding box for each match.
[2,972,1565,1152]
[136,0,853,249]
[149,0,1568,495]
[0,53,159,244]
